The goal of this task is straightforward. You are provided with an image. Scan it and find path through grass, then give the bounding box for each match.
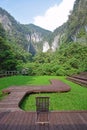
[20,76,87,111]
[0,76,87,110]
[0,76,58,100]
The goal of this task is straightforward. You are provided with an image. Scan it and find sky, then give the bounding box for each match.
[0,0,75,31]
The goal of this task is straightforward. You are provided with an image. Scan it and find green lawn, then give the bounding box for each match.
[0,75,59,100]
[0,76,87,111]
[20,76,87,111]
[0,75,59,90]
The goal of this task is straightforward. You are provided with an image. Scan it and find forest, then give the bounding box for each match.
[0,0,87,76]
[0,22,87,76]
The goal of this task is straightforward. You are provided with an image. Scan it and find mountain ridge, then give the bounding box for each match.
[0,7,53,54]
[0,0,87,75]
[0,0,87,55]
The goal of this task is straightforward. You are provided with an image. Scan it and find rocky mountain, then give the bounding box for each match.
[52,0,87,46]
[0,0,87,55]
[67,0,87,43]
[22,24,52,53]
[0,7,52,55]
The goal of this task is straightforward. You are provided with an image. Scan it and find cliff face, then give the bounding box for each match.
[52,0,87,46]
[0,14,12,32]
[0,0,87,55]
[0,8,52,54]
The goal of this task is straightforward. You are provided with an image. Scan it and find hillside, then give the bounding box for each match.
[0,0,87,53]
[0,7,52,54]
[52,0,87,45]
[0,0,87,75]
[22,24,52,53]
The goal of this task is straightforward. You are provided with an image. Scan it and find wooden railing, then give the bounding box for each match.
[0,71,20,78]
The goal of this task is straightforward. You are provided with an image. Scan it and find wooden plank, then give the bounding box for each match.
[0,79,87,130]
[0,111,87,130]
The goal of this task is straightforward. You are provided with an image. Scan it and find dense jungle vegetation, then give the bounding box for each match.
[0,22,87,76]
[0,0,87,76]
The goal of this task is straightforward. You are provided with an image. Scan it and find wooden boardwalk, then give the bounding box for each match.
[0,111,87,130]
[0,79,87,130]
[0,79,71,112]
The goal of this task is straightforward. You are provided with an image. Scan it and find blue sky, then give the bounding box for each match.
[0,0,75,31]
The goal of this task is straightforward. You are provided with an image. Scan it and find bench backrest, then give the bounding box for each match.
[36,97,49,112]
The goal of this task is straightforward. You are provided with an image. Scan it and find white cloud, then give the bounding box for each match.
[33,0,75,31]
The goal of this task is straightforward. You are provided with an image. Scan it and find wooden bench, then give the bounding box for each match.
[35,97,50,124]
[67,76,87,87]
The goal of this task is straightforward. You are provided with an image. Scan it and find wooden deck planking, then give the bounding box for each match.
[0,111,87,130]
[0,79,71,112]
[67,72,87,87]
[0,79,87,130]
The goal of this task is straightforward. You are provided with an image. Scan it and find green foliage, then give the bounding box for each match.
[17,42,87,76]
[1,21,87,76]
[0,37,17,71]
[0,23,6,39]
[0,23,31,71]
[21,43,87,76]
[77,28,86,38]
[0,24,18,71]
[0,1,87,75]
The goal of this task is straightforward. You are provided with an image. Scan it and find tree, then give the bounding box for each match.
[0,23,6,39]
[0,37,18,71]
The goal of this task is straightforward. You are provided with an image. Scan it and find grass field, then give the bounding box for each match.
[0,76,87,111]
[0,75,59,100]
